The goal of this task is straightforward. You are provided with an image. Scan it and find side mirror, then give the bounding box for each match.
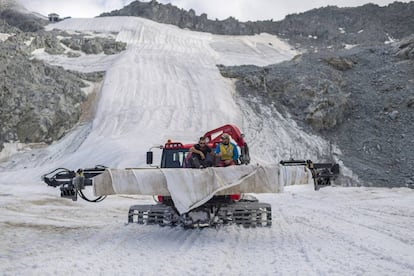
[146,151,153,165]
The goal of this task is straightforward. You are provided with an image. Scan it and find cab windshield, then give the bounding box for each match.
[161,149,191,168]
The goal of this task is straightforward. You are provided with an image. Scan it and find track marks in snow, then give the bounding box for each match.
[265,188,414,275]
[1,187,413,275]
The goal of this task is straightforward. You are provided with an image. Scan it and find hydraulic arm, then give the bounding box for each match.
[42,166,107,202]
[280,159,339,190]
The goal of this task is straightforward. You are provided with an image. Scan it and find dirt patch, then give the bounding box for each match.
[79,81,103,123]
[28,197,77,206]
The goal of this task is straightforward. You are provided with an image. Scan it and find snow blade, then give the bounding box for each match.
[128,200,272,228]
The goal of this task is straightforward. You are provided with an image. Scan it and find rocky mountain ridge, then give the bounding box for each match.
[101,1,414,51]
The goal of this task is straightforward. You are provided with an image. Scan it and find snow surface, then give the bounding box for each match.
[0,16,413,275]
[0,33,12,41]
[1,184,413,275]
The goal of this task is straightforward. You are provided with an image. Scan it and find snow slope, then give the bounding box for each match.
[3,16,329,176]
[0,16,413,275]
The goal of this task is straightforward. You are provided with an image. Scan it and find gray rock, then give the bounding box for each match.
[0,31,104,151]
[394,35,414,60]
[0,6,125,153]
[81,39,103,54]
[407,97,414,108]
[219,44,414,188]
[100,1,414,51]
[61,36,126,55]
[67,51,81,58]
[0,8,46,32]
[388,110,399,120]
[323,57,355,71]
[38,34,65,55]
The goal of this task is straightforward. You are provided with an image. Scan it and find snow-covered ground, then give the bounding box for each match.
[0,16,413,275]
[1,185,413,275]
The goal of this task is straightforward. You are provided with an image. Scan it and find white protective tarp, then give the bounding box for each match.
[93,164,312,214]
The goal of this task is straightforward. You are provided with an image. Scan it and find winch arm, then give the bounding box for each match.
[280,159,340,190]
[42,166,107,202]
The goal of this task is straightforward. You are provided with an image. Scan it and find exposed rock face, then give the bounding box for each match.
[219,43,414,188]
[323,57,355,71]
[30,32,66,54]
[101,1,414,51]
[219,56,350,132]
[0,9,46,32]
[0,33,101,148]
[394,34,414,60]
[60,35,127,55]
[273,2,414,50]
[0,10,107,151]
